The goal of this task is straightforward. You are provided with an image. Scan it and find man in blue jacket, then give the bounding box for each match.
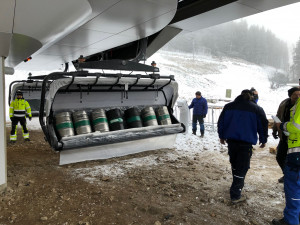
[189,91,208,137]
[218,90,268,204]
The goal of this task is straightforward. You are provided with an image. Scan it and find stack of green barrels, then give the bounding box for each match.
[54,106,172,139]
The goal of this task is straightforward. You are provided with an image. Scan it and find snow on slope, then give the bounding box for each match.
[147,51,290,117]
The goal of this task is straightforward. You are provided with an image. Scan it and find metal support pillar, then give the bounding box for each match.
[0,57,7,192]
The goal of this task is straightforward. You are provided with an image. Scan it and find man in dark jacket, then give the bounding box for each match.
[189,91,208,137]
[272,87,300,183]
[218,90,268,204]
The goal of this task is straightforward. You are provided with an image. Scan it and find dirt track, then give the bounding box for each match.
[0,127,285,225]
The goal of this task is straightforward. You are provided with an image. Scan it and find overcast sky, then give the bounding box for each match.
[238,2,300,46]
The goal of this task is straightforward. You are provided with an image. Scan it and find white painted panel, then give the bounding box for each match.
[87,0,121,17]
[56,28,112,48]
[74,35,134,56]
[120,10,177,38]
[13,0,177,70]
[60,134,177,165]
[13,0,92,44]
[17,54,63,71]
[0,57,7,188]
[82,0,177,34]
[0,33,12,57]
[40,45,82,56]
[0,0,15,33]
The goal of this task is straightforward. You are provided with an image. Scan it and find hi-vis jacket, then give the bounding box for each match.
[283,98,300,167]
[9,99,32,118]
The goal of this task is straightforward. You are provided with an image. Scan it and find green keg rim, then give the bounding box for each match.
[93,117,108,125]
[158,114,170,121]
[126,116,141,123]
[56,122,74,130]
[143,115,157,121]
[74,120,90,128]
[109,118,123,124]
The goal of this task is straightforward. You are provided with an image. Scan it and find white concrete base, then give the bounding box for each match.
[60,134,177,165]
[0,57,7,188]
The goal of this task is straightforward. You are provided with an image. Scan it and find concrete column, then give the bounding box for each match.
[0,56,7,192]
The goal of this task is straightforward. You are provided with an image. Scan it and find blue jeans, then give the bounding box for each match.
[283,165,300,225]
[192,115,204,132]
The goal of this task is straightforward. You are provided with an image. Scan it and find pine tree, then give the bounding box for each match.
[291,37,300,82]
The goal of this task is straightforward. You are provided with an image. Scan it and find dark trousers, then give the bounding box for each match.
[227,140,253,200]
[276,140,288,173]
[192,115,204,133]
[11,117,28,135]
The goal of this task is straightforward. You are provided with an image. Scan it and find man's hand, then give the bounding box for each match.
[10,117,13,122]
[272,131,278,139]
[220,139,226,145]
[29,117,32,121]
[259,143,266,148]
[203,115,206,118]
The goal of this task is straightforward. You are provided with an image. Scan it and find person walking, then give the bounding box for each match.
[273,93,300,225]
[9,90,32,143]
[272,87,300,183]
[218,90,268,204]
[250,87,259,103]
[189,91,208,137]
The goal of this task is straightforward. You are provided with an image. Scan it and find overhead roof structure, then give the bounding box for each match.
[0,0,299,71]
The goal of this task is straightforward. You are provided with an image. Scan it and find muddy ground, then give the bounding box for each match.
[0,127,285,225]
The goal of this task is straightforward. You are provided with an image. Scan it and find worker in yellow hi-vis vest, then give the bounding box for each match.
[9,90,32,143]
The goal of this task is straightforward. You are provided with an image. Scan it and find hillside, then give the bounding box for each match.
[148,51,290,116]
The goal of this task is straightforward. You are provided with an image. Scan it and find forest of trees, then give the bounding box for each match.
[163,20,290,71]
[291,37,300,82]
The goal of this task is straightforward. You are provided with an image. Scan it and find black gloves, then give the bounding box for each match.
[10,117,13,121]
[29,117,32,121]
[272,131,278,139]
[203,115,206,118]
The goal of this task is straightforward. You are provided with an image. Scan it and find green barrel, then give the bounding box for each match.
[55,112,75,138]
[141,106,158,126]
[156,106,172,125]
[92,109,109,132]
[72,110,92,135]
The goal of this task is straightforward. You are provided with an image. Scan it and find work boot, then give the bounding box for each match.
[24,138,30,142]
[9,140,16,144]
[200,131,204,137]
[272,218,289,225]
[231,195,246,204]
[192,130,196,135]
[278,176,284,183]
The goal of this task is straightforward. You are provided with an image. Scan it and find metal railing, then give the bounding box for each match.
[204,105,224,131]
[174,104,224,132]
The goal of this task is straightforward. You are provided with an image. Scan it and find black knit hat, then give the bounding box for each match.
[288,87,300,97]
[195,91,201,96]
[241,89,252,95]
